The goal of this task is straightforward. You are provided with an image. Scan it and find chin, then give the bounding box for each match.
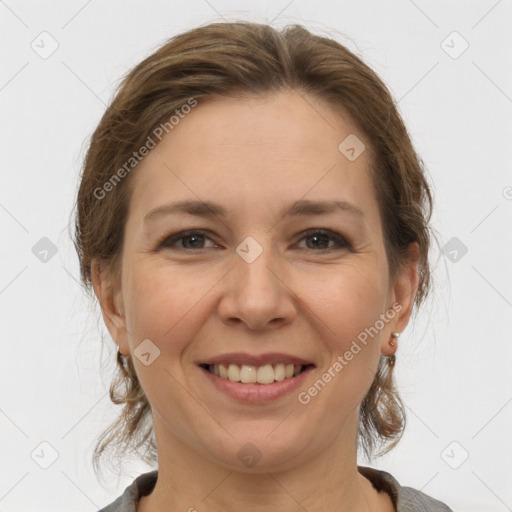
[207,430,313,474]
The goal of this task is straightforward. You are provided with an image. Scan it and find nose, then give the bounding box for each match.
[217,239,296,331]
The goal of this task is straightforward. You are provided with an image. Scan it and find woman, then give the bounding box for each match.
[74,21,454,512]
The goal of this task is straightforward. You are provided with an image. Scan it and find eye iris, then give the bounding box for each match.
[183,234,204,248]
[307,233,329,249]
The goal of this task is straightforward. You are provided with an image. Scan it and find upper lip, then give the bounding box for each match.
[199,352,315,367]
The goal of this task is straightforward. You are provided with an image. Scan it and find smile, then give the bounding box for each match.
[200,363,314,385]
[198,363,315,403]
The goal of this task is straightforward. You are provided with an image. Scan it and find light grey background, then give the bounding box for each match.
[1,1,511,511]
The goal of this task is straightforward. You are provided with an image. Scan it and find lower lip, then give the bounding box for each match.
[199,366,315,403]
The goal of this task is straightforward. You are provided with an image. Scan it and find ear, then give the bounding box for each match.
[382,242,421,355]
[91,259,130,356]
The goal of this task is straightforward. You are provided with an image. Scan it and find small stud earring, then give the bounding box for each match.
[387,332,399,368]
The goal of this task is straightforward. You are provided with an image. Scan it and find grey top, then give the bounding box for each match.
[98,466,454,512]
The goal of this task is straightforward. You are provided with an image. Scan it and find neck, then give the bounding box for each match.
[137,409,385,512]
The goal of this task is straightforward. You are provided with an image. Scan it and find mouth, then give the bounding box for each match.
[199,362,315,385]
[196,352,316,402]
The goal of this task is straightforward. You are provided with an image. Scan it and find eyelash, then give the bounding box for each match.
[156,229,352,252]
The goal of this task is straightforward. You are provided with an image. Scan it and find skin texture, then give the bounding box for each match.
[92,90,419,512]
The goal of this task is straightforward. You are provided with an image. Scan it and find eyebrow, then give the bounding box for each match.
[143,199,364,225]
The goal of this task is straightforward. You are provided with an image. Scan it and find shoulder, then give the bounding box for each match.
[97,470,158,512]
[358,465,454,512]
[397,484,455,512]
[98,467,455,512]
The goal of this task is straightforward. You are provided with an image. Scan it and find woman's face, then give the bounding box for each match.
[95,90,418,472]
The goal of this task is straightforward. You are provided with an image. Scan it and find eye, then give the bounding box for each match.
[156,228,351,252]
[157,230,218,250]
[295,229,351,251]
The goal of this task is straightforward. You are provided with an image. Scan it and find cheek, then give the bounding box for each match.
[306,259,388,400]
[299,265,387,412]
[309,259,388,342]
[122,260,217,348]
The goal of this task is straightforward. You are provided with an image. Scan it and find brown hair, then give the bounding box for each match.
[73,21,434,478]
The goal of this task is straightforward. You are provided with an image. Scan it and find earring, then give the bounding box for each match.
[388,332,399,368]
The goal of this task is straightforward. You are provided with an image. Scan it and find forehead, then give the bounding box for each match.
[127,91,379,224]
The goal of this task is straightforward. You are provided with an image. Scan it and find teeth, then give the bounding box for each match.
[207,363,307,384]
[274,363,285,381]
[257,364,274,384]
[227,364,240,382]
[240,365,257,383]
